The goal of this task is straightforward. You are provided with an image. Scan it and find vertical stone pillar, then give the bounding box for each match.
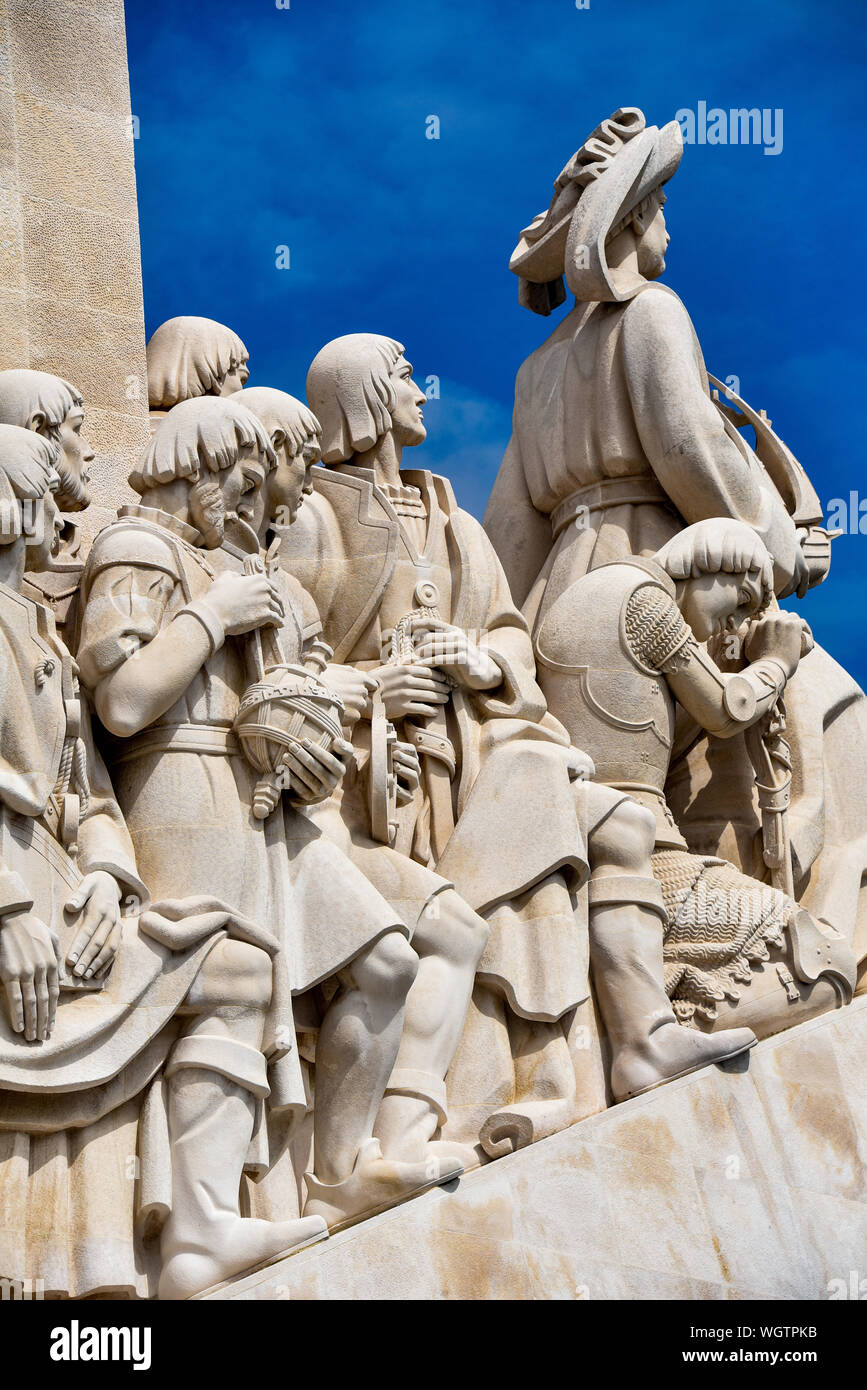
[0,0,147,507]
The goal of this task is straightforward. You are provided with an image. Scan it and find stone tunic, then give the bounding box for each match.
[279,466,591,1023]
[483,284,802,634]
[214,524,408,992]
[75,506,305,1117]
[535,558,694,850]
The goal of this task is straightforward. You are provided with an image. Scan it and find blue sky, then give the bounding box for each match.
[125,0,867,682]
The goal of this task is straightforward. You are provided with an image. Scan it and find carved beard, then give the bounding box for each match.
[54,461,91,512]
[189,475,226,548]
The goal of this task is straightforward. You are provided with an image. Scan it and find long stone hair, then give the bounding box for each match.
[306,334,404,464]
[146,316,249,410]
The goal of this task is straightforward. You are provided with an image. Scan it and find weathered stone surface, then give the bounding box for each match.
[0,0,145,503]
[207,998,867,1300]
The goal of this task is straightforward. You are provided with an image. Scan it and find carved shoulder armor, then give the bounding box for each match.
[84,519,186,587]
[623,581,695,675]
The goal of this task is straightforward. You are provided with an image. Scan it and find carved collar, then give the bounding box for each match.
[118,504,204,549]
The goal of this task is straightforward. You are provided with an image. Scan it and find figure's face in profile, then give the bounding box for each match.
[389,356,426,448]
[55,405,94,510]
[219,354,250,397]
[232,451,267,526]
[635,189,669,281]
[679,569,764,642]
[264,436,319,530]
[188,455,258,548]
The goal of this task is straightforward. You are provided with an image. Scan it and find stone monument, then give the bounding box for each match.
[0,9,864,1301]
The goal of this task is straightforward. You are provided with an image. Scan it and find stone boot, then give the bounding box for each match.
[589,875,757,1102]
[375,1078,478,1170]
[158,1037,327,1299]
[303,1137,463,1233]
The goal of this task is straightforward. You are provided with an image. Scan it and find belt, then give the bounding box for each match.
[110,722,240,764]
[550,475,671,540]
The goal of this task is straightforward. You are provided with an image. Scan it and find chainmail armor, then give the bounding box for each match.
[624,583,695,674]
[654,849,794,1025]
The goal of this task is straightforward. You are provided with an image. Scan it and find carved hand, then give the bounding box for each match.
[323,664,380,726]
[393,739,422,805]
[66,870,123,981]
[368,663,451,720]
[411,619,501,691]
[281,736,353,805]
[0,911,62,1041]
[204,571,284,636]
[744,611,813,679]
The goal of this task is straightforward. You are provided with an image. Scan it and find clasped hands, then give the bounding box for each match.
[327,618,501,726]
[744,610,814,679]
[0,870,123,1042]
[315,618,501,809]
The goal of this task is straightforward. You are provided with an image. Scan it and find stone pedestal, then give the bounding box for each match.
[207,997,867,1300]
[0,0,147,505]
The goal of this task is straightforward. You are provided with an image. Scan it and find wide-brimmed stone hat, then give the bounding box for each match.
[510,108,683,312]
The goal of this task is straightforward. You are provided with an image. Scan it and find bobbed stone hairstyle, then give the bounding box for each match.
[230,386,321,458]
[129,396,276,495]
[655,519,775,611]
[146,316,249,410]
[0,422,59,544]
[0,368,83,439]
[306,333,404,464]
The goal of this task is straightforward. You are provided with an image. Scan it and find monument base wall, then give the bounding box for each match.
[207,997,867,1300]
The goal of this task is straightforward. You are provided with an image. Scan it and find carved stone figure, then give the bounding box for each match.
[484,106,867,985]
[536,519,856,1040]
[236,385,487,1181]
[0,419,328,1301]
[146,316,250,433]
[0,369,96,638]
[76,394,461,1259]
[281,336,755,1139]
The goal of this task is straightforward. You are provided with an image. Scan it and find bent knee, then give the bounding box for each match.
[194,938,273,1010]
[589,796,656,870]
[351,929,419,1000]
[413,890,489,965]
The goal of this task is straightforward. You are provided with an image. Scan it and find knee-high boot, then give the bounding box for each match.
[588,875,756,1101]
[158,1035,326,1299]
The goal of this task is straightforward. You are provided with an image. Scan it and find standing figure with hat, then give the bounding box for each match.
[484,107,867,984]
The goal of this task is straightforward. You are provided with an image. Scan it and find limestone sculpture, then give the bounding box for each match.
[535,518,856,1038]
[146,316,251,433]
[236,384,490,1178]
[0,369,96,639]
[483,106,867,992]
[280,334,756,1146]
[75,395,473,1274]
[0,418,329,1301]
[0,86,863,1302]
